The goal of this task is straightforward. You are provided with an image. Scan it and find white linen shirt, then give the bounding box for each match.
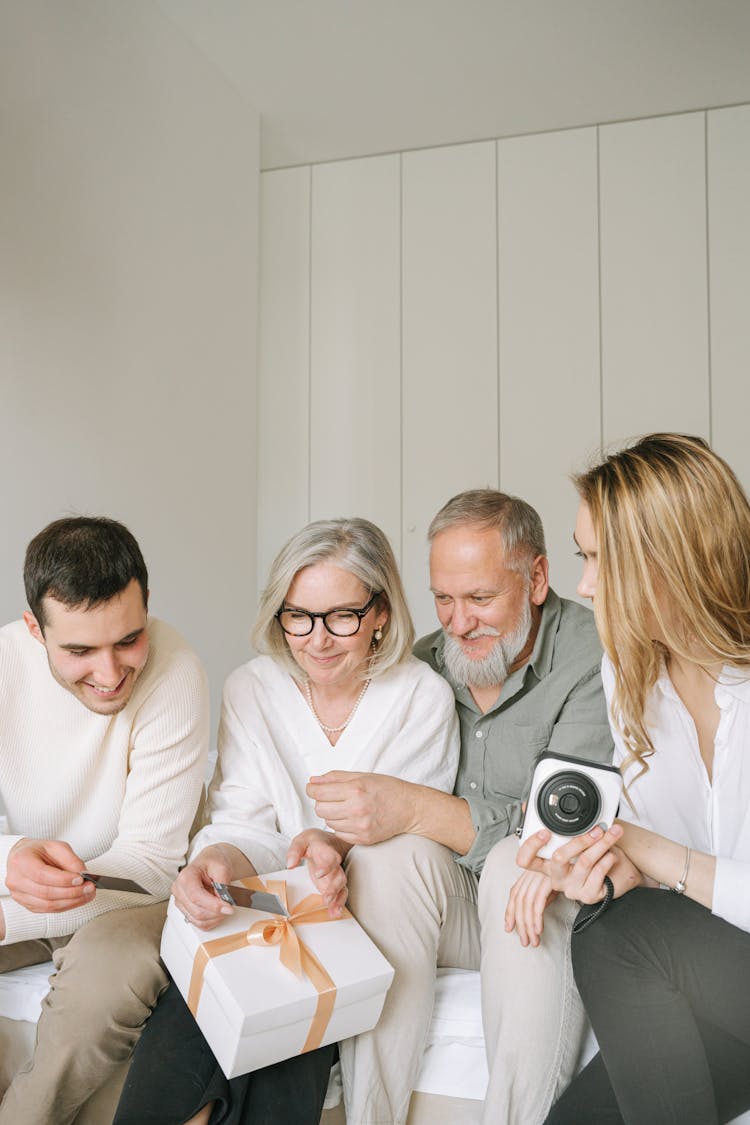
[191,654,459,874]
[602,654,750,933]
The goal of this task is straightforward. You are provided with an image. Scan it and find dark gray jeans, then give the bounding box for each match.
[546,888,750,1125]
[113,979,335,1125]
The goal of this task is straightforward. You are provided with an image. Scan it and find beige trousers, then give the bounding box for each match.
[0,900,169,1125]
[341,834,584,1125]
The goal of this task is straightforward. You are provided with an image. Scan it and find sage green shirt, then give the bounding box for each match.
[413,589,613,873]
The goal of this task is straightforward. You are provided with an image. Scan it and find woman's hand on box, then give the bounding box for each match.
[172,843,255,931]
[286,829,349,918]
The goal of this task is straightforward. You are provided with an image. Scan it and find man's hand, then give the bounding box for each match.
[287,829,349,918]
[504,869,558,948]
[516,823,642,904]
[171,843,253,932]
[306,771,417,846]
[5,839,95,913]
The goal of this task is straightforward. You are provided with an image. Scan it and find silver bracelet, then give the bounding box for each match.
[673,846,691,894]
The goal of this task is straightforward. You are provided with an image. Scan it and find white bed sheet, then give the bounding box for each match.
[0,961,51,1023]
[1,961,749,1124]
[415,967,750,1125]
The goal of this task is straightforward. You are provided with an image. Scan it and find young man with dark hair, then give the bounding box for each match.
[0,517,209,1125]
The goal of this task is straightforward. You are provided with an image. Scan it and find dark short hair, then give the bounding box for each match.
[24,517,149,628]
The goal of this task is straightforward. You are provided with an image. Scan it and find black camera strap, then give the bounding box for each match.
[572,876,615,934]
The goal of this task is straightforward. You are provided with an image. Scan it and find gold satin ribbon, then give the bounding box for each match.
[186,876,349,1054]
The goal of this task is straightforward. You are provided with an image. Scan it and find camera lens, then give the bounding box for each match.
[559,793,580,814]
[536,770,601,836]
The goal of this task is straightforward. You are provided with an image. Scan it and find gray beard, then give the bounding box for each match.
[441,597,533,689]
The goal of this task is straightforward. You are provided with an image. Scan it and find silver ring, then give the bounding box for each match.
[184,912,192,925]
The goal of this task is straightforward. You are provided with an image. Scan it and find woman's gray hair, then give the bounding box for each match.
[252,518,415,681]
[428,489,546,576]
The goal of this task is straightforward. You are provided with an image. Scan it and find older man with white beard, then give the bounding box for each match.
[308,490,613,1125]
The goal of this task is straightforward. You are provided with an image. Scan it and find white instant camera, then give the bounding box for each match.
[518,752,622,859]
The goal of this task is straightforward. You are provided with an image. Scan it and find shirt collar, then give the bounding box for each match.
[656,657,750,708]
[714,667,750,707]
[527,588,562,681]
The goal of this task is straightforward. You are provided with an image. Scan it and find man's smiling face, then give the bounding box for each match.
[24,578,149,715]
[429,523,547,688]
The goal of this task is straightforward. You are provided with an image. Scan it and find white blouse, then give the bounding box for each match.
[191,654,460,874]
[602,654,750,933]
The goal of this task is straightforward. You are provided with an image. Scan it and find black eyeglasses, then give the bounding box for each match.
[276,591,383,637]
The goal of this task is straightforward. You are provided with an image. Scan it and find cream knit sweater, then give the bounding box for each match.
[0,618,209,944]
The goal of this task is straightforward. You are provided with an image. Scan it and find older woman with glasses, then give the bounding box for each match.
[115,517,458,1125]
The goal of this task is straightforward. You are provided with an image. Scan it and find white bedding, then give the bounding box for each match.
[0,961,51,1023]
[1,961,748,1124]
[415,968,488,1100]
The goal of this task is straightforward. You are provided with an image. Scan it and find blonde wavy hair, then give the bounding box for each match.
[575,433,750,780]
[252,517,415,682]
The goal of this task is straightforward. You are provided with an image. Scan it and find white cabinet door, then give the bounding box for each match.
[257,167,312,589]
[310,156,401,551]
[708,104,750,491]
[498,127,600,601]
[600,112,710,446]
[402,142,498,636]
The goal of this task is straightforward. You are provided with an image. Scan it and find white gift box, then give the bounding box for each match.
[161,864,394,1079]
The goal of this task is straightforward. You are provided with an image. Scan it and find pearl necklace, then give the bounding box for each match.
[304,677,370,734]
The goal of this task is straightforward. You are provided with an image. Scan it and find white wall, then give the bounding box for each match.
[258,105,750,637]
[153,0,750,170]
[0,0,260,723]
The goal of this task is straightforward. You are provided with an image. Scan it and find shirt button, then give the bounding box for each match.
[469,781,478,789]
[475,730,483,739]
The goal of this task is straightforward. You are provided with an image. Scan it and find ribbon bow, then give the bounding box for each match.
[187,876,348,1054]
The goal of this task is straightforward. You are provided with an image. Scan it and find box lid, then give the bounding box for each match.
[163,864,393,1036]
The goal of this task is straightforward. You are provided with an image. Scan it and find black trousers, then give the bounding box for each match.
[113,980,336,1125]
[546,888,750,1125]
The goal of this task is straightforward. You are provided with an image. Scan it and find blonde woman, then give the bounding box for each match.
[518,434,750,1125]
